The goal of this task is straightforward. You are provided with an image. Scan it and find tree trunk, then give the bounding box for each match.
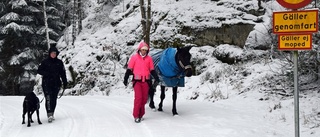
[72,0,76,45]
[43,0,50,49]
[258,0,262,9]
[139,0,147,41]
[145,0,151,45]
[77,0,82,34]
[140,0,152,46]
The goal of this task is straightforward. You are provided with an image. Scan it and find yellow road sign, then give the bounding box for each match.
[278,34,312,50]
[273,9,318,34]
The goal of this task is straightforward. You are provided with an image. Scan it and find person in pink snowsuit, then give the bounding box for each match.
[123,41,159,123]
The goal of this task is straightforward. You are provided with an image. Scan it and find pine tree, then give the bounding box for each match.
[0,0,41,95]
[0,0,66,95]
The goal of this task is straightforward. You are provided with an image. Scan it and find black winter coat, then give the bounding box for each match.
[37,48,67,90]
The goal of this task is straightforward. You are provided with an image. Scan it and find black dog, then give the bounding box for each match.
[22,92,42,127]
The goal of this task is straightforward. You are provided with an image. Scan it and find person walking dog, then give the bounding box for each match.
[123,41,159,123]
[37,46,67,123]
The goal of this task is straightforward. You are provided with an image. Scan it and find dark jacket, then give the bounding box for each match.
[37,47,67,90]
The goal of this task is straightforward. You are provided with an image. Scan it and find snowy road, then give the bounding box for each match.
[1,95,293,137]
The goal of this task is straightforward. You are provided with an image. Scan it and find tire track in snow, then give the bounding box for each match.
[58,101,78,137]
[93,96,153,137]
[53,96,152,137]
[58,97,95,137]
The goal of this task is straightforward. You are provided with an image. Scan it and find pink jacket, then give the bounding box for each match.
[127,42,155,82]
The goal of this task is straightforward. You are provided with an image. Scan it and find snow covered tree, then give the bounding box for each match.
[0,0,43,95]
[0,0,66,95]
[36,0,66,46]
[65,0,83,45]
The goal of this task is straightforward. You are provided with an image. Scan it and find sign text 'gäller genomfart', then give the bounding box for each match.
[273,9,318,34]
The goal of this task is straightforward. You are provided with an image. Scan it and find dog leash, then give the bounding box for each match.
[58,89,65,99]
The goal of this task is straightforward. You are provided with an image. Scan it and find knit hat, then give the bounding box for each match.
[141,46,148,50]
[48,46,60,56]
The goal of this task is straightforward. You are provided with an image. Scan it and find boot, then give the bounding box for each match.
[47,112,53,123]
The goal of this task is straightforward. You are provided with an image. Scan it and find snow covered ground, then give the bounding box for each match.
[1,0,319,137]
[1,93,318,137]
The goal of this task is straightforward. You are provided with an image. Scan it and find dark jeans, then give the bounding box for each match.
[43,86,60,117]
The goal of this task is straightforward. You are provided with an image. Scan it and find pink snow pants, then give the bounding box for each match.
[133,81,149,118]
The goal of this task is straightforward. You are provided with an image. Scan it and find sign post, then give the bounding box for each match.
[274,1,317,137]
[293,50,299,137]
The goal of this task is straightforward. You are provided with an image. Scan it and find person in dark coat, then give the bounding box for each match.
[37,46,67,123]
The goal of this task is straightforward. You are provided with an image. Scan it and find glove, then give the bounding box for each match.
[123,79,128,86]
[63,83,67,89]
[123,69,131,87]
